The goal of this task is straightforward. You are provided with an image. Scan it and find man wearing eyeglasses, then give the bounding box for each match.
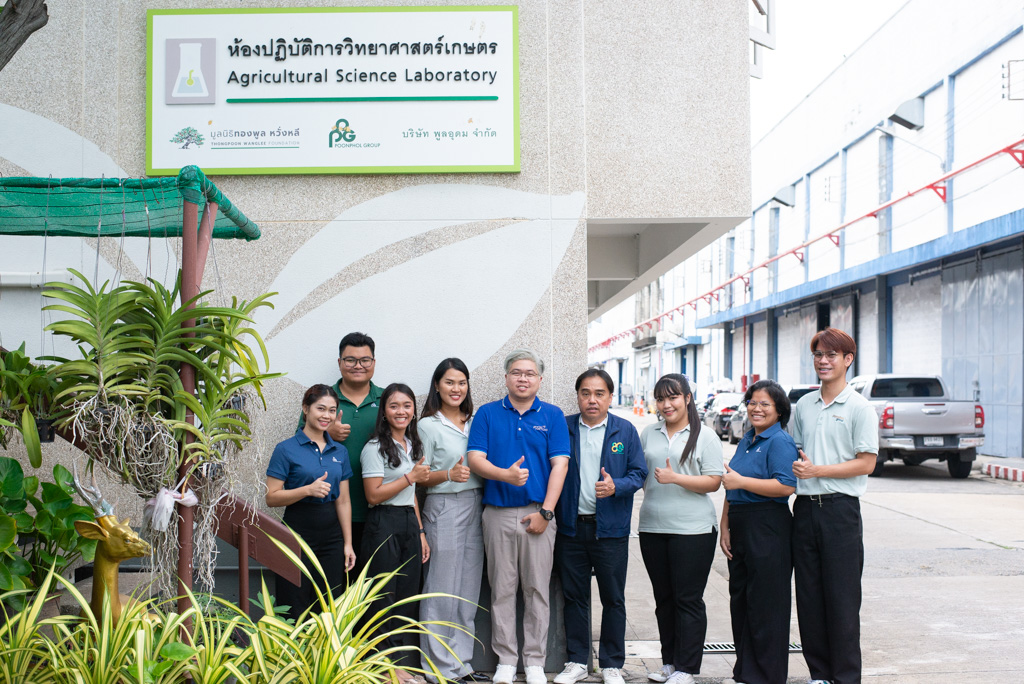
[790,327,878,684]
[467,349,571,684]
[300,331,382,562]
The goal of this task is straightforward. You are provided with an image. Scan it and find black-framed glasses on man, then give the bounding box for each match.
[341,356,375,367]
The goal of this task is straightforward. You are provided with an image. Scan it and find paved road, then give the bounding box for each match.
[593,409,1024,683]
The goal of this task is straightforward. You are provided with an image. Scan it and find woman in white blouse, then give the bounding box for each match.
[418,358,485,683]
[639,374,724,684]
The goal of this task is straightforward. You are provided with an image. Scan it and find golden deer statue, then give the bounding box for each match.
[72,463,152,625]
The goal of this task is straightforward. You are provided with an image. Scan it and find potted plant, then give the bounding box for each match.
[40,268,280,597]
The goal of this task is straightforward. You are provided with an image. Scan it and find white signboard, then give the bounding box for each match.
[146,7,519,175]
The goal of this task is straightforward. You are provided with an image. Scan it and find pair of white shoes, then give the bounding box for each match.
[553,662,625,684]
[493,664,546,684]
[647,665,695,684]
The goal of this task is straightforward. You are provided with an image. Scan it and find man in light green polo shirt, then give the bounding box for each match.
[790,327,878,684]
[299,331,383,566]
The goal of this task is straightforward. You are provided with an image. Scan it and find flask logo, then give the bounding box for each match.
[165,38,216,105]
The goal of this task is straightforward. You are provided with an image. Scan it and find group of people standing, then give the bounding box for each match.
[265,327,878,684]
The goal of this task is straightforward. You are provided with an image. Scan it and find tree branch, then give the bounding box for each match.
[0,0,49,73]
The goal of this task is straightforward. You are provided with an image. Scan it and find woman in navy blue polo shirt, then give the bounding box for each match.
[266,384,356,622]
[720,379,799,684]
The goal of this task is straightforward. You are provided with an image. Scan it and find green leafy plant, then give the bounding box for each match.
[0,457,97,609]
[0,344,53,467]
[40,268,280,595]
[0,533,473,683]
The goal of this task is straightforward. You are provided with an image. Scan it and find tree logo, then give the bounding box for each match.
[170,127,205,149]
[328,118,356,147]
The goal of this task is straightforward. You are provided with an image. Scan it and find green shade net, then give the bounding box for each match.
[0,165,259,240]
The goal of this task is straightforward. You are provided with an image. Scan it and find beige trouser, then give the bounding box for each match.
[481,503,557,667]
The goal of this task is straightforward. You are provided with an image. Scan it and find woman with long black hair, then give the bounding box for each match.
[417,358,485,683]
[265,384,356,622]
[639,374,724,684]
[360,382,431,683]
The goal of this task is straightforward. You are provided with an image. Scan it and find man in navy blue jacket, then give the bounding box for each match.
[553,369,647,684]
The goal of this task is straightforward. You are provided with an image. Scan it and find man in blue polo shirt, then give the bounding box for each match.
[468,349,570,684]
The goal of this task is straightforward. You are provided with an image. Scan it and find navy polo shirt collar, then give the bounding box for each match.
[748,421,783,446]
[501,395,541,414]
[294,429,340,453]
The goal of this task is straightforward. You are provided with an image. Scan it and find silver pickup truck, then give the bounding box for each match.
[848,374,985,479]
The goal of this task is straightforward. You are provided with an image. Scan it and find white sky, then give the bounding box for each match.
[750,0,907,142]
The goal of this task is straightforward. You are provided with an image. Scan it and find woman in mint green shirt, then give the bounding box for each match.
[639,374,724,684]
[417,358,485,683]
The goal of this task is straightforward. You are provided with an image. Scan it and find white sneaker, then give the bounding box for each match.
[493,664,516,684]
[525,665,548,684]
[554,662,587,684]
[808,681,832,684]
[602,668,625,684]
[665,673,695,684]
[648,665,675,682]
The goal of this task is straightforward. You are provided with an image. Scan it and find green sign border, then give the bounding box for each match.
[146,6,520,176]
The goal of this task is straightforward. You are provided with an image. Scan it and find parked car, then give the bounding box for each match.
[848,374,985,478]
[727,403,748,444]
[697,395,715,422]
[703,392,744,439]
[786,384,820,404]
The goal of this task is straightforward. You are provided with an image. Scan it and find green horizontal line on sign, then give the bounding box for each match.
[226,96,498,103]
[210,146,301,149]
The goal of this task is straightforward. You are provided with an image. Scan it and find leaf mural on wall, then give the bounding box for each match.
[257,185,586,391]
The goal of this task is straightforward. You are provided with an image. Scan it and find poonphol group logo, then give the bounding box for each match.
[328,118,356,147]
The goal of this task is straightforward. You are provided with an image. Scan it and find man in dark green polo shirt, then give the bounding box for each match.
[299,331,383,564]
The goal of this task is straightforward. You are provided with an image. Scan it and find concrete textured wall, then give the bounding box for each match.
[0,0,751,602]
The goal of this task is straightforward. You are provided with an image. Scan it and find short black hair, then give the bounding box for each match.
[743,379,792,428]
[338,332,375,358]
[575,368,614,393]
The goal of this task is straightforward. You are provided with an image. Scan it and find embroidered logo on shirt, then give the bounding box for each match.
[833,415,846,423]
[611,442,624,453]
[371,402,378,408]
[532,425,548,432]
[332,457,342,463]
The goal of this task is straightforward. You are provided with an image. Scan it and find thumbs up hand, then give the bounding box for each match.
[595,467,616,498]
[721,462,743,490]
[449,455,471,483]
[308,472,331,498]
[654,458,677,485]
[410,456,430,483]
[505,456,530,486]
[792,450,816,479]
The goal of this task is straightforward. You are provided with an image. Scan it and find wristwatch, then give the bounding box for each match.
[539,508,554,521]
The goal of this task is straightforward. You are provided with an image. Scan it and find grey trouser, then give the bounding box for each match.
[420,489,485,680]
[481,503,557,667]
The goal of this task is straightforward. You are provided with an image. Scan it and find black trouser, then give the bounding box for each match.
[279,501,345,622]
[361,505,423,668]
[350,519,365,576]
[639,530,717,675]
[792,494,863,684]
[727,501,793,684]
[555,518,629,668]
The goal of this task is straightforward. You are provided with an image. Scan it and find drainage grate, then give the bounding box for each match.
[703,642,802,654]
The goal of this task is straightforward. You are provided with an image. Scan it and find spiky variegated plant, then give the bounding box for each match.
[41,268,279,595]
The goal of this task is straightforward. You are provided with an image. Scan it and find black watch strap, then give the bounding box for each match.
[540,508,554,520]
